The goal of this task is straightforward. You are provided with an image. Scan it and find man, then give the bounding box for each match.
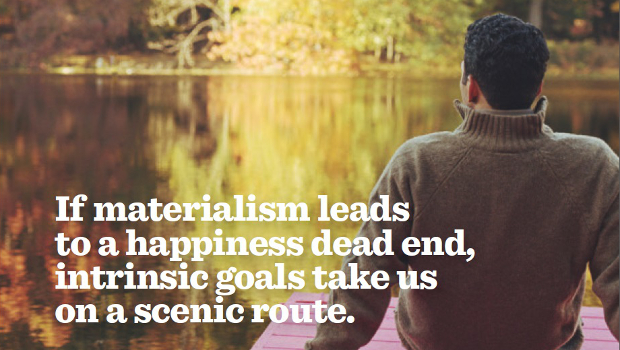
[305,14,619,350]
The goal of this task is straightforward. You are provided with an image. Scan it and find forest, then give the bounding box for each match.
[0,0,617,75]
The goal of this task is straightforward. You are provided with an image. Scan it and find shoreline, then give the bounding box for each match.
[1,54,617,80]
[1,67,617,81]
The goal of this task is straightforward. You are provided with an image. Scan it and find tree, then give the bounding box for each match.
[475,0,618,41]
[529,0,543,28]
[205,0,355,74]
[4,0,149,58]
[205,0,473,73]
[148,0,234,67]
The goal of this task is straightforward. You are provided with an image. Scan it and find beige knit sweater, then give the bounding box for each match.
[305,96,619,350]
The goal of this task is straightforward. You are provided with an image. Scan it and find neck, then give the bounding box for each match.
[470,100,493,110]
[453,96,551,152]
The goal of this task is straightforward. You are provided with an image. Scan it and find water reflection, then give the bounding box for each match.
[0,74,617,350]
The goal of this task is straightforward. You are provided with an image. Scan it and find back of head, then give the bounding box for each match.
[463,14,550,110]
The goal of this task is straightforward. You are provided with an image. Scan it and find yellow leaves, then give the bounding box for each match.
[205,14,354,74]
[146,0,474,73]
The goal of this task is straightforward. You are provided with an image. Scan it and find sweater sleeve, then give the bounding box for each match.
[305,146,414,350]
[590,194,619,340]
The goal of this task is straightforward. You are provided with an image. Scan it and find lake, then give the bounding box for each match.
[0,74,618,349]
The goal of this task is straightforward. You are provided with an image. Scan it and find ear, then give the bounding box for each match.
[536,81,543,96]
[467,75,480,104]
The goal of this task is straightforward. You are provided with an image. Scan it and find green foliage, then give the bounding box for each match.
[547,39,619,75]
[0,0,617,74]
[0,1,9,15]
[474,0,619,41]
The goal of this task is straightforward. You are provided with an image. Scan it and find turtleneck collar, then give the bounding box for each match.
[453,96,552,152]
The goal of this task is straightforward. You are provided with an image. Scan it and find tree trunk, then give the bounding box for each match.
[386,36,394,63]
[529,0,543,29]
[223,0,231,33]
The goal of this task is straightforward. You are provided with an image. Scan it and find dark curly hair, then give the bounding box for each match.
[463,14,550,109]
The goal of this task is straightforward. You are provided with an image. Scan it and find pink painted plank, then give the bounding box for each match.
[251,293,618,350]
[581,341,620,350]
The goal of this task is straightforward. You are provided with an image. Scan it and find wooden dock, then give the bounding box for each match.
[251,292,618,350]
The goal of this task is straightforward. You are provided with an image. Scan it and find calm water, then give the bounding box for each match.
[0,74,618,350]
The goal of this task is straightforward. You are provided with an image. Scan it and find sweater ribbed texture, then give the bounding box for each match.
[454,97,547,151]
[305,96,619,350]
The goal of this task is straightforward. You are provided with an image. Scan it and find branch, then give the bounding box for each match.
[176,18,216,67]
[196,0,226,22]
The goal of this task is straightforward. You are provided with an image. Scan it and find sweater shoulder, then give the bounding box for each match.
[393,131,463,161]
[550,132,613,149]
[387,131,468,184]
[540,132,619,209]
[543,132,619,171]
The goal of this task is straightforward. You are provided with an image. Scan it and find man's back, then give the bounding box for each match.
[305,97,619,350]
[393,97,619,349]
[305,14,619,350]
